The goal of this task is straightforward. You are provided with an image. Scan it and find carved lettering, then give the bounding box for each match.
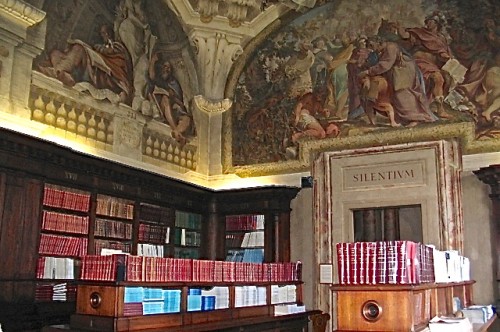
[352,169,415,182]
[154,192,161,199]
[64,171,78,181]
[345,163,423,189]
[112,182,124,191]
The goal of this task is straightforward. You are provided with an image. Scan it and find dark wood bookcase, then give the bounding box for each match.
[0,128,300,331]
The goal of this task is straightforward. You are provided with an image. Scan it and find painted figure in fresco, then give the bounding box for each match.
[452,17,500,122]
[38,24,133,105]
[291,91,339,142]
[147,52,193,145]
[285,41,315,98]
[399,12,455,118]
[359,36,437,127]
[478,53,500,122]
[310,36,331,91]
[324,36,354,119]
[115,0,157,114]
[347,35,372,116]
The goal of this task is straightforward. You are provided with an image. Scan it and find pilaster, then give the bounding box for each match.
[193,95,232,176]
[189,28,243,100]
[0,0,45,116]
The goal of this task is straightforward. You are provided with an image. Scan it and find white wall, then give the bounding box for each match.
[461,171,496,305]
[290,188,315,310]
[290,172,497,308]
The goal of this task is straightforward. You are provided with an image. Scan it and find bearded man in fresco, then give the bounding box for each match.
[147,52,194,145]
[38,24,134,105]
[359,36,438,127]
[399,13,455,118]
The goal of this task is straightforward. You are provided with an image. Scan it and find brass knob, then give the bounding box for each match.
[89,292,102,309]
[361,300,382,322]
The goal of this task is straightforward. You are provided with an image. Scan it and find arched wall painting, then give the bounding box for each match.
[230,0,499,172]
[34,0,197,146]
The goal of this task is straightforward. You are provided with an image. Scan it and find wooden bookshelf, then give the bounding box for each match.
[225,214,265,263]
[173,210,202,259]
[0,128,301,330]
[331,281,477,332]
[137,203,174,257]
[62,280,309,332]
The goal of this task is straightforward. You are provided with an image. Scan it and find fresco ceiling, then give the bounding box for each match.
[19,0,500,177]
[226,0,499,176]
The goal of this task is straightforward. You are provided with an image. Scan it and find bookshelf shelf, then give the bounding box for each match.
[225,214,265,263]
[37,184,90,283]
[0,128,301,331]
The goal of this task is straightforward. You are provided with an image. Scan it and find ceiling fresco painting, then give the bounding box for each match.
[0,0,497,179]
[33,0,196,146]
[230,0,499,169]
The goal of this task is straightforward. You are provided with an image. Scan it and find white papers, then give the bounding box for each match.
[428,316,472,332]
[319,264,333,284]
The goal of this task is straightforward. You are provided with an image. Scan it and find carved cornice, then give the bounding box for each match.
[0,0,45,27]
[193,95,232,114]
[224,121,477,177]
[0,127,209,200]
[167,0,288,44]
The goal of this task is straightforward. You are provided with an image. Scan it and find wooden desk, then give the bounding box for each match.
[42,310,324,332]
[331,281,475,332]
[474,314,498,332]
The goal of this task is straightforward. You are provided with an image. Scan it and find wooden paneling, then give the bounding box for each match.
[0,172,42,302]
[332,282,475,331]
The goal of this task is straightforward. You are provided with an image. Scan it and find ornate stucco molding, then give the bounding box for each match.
[167,0,288,42]
[224,121,477,177]
[190,29,243,100]
[0,0,45,27]
[224,0,261,27]
[193,95,232,115]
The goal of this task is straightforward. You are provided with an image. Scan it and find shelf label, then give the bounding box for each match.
[112,182,124,191]
[64,171,78,181]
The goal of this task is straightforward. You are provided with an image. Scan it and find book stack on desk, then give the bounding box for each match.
[335,241,435,285]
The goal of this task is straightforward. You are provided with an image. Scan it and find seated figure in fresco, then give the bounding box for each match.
[398,12,455,118]
[291,91,339,142]
[115,0,157,113]
[38,24,134,105]
[146,52,194,145]
[358,36,437,127]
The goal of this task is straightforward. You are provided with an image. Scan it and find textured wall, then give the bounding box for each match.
[461,171,495,305]
[290,188,315,309]
[290,173,496,307]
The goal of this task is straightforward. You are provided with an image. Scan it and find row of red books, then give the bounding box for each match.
[96,198,134,220]
[80,254,302,283]
[225,215,264,231]
[42,210,89,235]
[138,223,170,244]
[43,187,90,212]
[39,233,88,257]
[94,218,133,239]
[35,283,77,302]
[336,241,435,285]
[94,239,132,255]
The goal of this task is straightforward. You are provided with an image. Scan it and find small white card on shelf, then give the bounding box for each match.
[319,264,333,284]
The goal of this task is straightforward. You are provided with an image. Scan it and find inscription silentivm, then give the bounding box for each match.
[343,162,424,190]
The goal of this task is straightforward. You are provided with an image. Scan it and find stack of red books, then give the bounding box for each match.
[336,241,435,285]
